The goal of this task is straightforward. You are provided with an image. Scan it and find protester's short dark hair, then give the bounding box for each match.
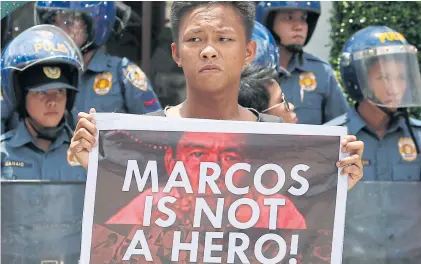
[238,64,278,112]
[170,1,255,43]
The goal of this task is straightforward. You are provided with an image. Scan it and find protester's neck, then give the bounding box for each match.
[279,45,294,69]
[357,100,391,138]
[24,118,52,151]
[181,88,241,120]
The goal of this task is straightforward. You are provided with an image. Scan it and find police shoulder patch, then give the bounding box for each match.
[124,64,147,91]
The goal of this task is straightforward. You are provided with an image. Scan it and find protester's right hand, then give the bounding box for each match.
[70,108,97,169]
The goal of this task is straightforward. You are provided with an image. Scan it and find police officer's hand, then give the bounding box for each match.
[336,135,364,190]
[70,108,97,169]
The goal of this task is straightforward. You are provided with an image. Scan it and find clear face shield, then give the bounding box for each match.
[37,10,90,49]
[353,45,421,108]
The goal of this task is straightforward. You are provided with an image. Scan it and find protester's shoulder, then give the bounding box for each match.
[324,113,348,126]
[259,113,283,123]
[303,52,334,71]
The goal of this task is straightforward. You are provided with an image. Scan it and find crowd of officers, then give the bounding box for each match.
[1,1,420,188]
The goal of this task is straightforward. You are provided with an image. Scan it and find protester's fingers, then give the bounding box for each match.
[75,118,97,136]
[288,103,295,112]
[73,127,97,146]
[347,172,363,190]
[342,140,364,156]
[341,164,361,176]
[336,154,361,169]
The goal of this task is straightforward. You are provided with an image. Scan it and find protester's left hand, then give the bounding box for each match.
[336,135,364,190]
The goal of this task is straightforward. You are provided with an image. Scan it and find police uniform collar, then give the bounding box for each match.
[8,120,72,149]
[8,121,34,148]
[87,49,110,72]
[347,106,368,135]
[287,53,310,72]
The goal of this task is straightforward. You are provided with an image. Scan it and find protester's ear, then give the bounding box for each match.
[245,40,257,65]
[171,43,182,68]
[164,146,176,175]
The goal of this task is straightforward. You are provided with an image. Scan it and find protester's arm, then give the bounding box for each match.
[323,67,349,123]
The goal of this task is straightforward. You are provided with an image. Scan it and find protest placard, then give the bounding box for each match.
[80,113,348,264]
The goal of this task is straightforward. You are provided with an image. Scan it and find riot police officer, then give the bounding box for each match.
[32,1,161,125]
[255,1,349,125]
[1,24,86,180]
[325,26,421,181]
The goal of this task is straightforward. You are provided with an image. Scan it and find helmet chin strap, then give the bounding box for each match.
[378,106,420,154]
[280,42,305,65]
[26,116,66,141]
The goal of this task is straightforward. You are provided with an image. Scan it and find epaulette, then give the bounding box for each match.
[0,130,16,142]
[409,117,421,128]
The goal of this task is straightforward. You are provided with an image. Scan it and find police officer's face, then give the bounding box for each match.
[368,59,407,107]
[171,4,256,94]
[273,10,308,46]
[53,12,88,47]
[26,88,67,127]
[165,132,249,196]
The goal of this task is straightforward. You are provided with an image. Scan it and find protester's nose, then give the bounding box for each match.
[200,45,218,60]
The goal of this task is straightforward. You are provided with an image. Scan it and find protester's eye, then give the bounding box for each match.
[378,75,389,80]
[188,37,201,42]
[219,37,232,42]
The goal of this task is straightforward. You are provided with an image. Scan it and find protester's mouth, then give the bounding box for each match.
[292,35,305,40]
[199,64,222,73]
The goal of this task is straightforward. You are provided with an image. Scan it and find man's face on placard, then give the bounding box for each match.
[165,132,250,196]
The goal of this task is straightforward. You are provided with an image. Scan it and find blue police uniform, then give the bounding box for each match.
[1,121,86,180]
[326,108,421,181]
[280,52,349,125]
[74,49,162,121]
[255,1,349,124]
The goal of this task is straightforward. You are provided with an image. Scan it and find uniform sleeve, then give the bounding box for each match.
[119,59,162,114]
[323,67,349,123]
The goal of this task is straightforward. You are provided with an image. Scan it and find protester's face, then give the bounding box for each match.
[53,11,88,47]
[171,4,256,94]
[368,59,407,107]
[273,10,308,46]
[26,88,67,127]
[165,132,249,195]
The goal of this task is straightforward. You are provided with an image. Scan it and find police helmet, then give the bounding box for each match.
[34,1,116,53]
[340,26,421,108]
[1,24,83,118]
[255,1,321,46]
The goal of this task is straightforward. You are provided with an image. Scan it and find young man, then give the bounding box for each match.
[32,1,161,124]
[256,1,349,125]
[326,26,421,181]
[70,2,364,190]
[1,25,86,180]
